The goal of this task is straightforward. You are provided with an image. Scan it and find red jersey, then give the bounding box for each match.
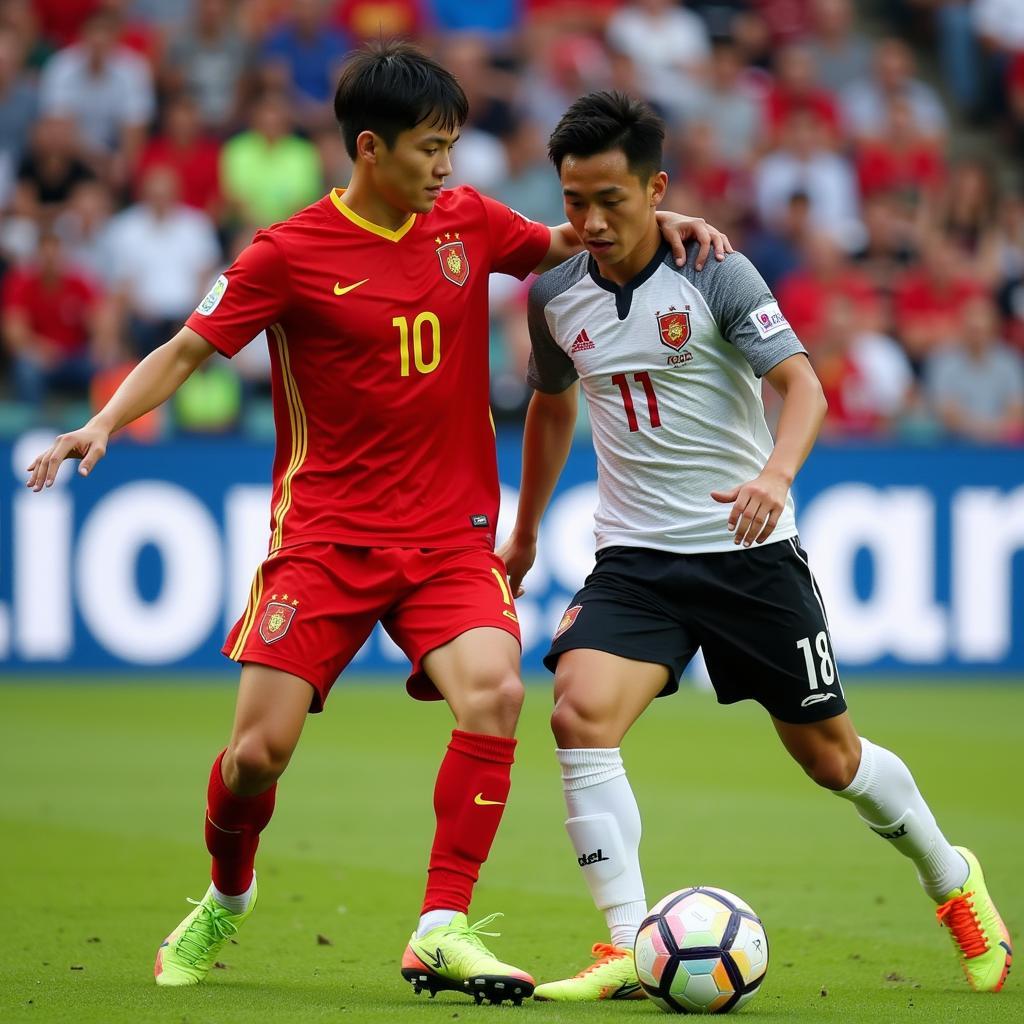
[186,186,550,553]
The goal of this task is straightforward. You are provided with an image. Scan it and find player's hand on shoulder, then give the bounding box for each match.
[26,422,110,491]
[654,211,734,271]
[496,532,537,598]
[711,468,790,547]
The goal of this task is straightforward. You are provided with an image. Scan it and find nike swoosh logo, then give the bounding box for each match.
[333,278,369,296]
[474,793,505,806]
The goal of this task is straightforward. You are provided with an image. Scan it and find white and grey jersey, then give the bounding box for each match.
[527,242,805,554]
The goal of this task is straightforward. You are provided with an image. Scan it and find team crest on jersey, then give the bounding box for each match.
[656,309,690,351]
[553,604,583,640]
[435,234,469,286]
[259,596,298,644]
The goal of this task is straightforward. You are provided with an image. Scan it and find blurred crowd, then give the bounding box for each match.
[1,0,1022,444]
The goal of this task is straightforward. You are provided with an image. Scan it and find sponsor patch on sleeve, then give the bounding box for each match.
[748,301,790,339]
[196,274,228,316]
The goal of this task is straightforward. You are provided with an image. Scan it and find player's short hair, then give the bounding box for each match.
[334,41,469,159]
[548,91,665,182]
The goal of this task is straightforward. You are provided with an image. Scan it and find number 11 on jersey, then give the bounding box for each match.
[612,372,662,432]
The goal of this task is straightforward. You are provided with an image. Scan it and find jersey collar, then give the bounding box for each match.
[588,240,671,320]
[329,188,416,242]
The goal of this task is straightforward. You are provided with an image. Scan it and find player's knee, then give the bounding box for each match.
[550,693,615,748]
[227,733,290,789]
[801,742,859,791]
[460,669,524,727]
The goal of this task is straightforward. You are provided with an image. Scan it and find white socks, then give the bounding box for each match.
[212,874,256,914]
[417,909,457,937]
[558,748,647,949]
[837,738,968,900]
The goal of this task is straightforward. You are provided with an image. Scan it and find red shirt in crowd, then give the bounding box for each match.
[185,186,551,554]
[892,269,987,348]
[775,267,880,347]
[856,141,946,199]
[136,139,222,214]
[1,265,99,356]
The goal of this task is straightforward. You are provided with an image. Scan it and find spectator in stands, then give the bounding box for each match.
[219,90,322,228]
[136,94,222,221]
[805,0,872,95]
[972,0,1024,121]
[816,293,914,436]
[763,42,840,144]
[924,295,1024,442]
[521,32,611,135]
[693,37,761,166]
[432,0,520,36]
[751,0,816,45]
[754,109,861,245]
[606,0,711,122]
[854,95,946,203]
[849,190,918,298]
[261,0,349,129]
[1,231,113,404]
[492,118,566,227]
[668,118,748,234]
[841,38,947,142]
[775,229,881,345]
[163,0,252,132]
[38,10,154,179]
[0,25,38,199]
[54,178,116,280]
[14,114,94,215]
[742,189,812,291]
[32,0,101,49]
[933,157,1001,286]
[106,164,220,355]
[892,231,988,369]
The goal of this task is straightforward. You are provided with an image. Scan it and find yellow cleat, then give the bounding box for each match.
[534,943,646,1001]
[936,847,1012,992]
[401,912,534,1006]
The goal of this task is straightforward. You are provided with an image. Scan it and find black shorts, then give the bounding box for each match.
[544,538,847,725]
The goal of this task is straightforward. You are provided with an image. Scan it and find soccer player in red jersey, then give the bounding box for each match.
[25,43,732,1004]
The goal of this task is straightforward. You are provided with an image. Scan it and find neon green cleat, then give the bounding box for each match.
[154,882,257,986]
[401,912,535,1005]
[936,847,1012,993]
[534,943,645,1001]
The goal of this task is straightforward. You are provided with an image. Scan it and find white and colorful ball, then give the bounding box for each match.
[634,887,768,1014]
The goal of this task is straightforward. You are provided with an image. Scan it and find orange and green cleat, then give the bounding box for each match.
[401,912,534,1006]
[154,883,257,987]
[533,943,646,1002]
[935,847,1012,992]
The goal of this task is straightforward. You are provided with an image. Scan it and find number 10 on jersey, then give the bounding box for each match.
[394,312,441,376]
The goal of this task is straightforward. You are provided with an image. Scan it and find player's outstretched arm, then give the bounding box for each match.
[25,326,216,491]
[498,385,579,596]
[534,216,733,275]
[711,353,827,547]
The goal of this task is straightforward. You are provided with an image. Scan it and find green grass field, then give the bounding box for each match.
[1,677,1020,1023]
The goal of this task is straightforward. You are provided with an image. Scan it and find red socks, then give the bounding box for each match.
[422,730,516,914]
[204,750,277,895]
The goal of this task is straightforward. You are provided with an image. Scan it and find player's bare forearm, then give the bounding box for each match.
[762,354,827,485]
[94,327,216,435]
[534,223,584,273]
[26,326,215,490]
[498,386,578,595]
[711,354,825,545]
[513,387,579,542]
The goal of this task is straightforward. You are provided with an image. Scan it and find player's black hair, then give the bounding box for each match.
[547,91,664,182]
[334,41,469,160]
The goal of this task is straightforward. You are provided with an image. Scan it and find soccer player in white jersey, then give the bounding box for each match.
[498,92,1012,1002]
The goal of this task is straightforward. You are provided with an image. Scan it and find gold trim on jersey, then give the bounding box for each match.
[329,188,416,242]
[269,323,308,553]
[229,563,265,660]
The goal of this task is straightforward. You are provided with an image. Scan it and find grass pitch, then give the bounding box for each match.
[0,677,1021,1023]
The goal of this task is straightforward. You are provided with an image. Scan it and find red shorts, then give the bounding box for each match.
[222,543,521,711]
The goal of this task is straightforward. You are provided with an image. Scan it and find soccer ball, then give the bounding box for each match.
[634,887,769,1014]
